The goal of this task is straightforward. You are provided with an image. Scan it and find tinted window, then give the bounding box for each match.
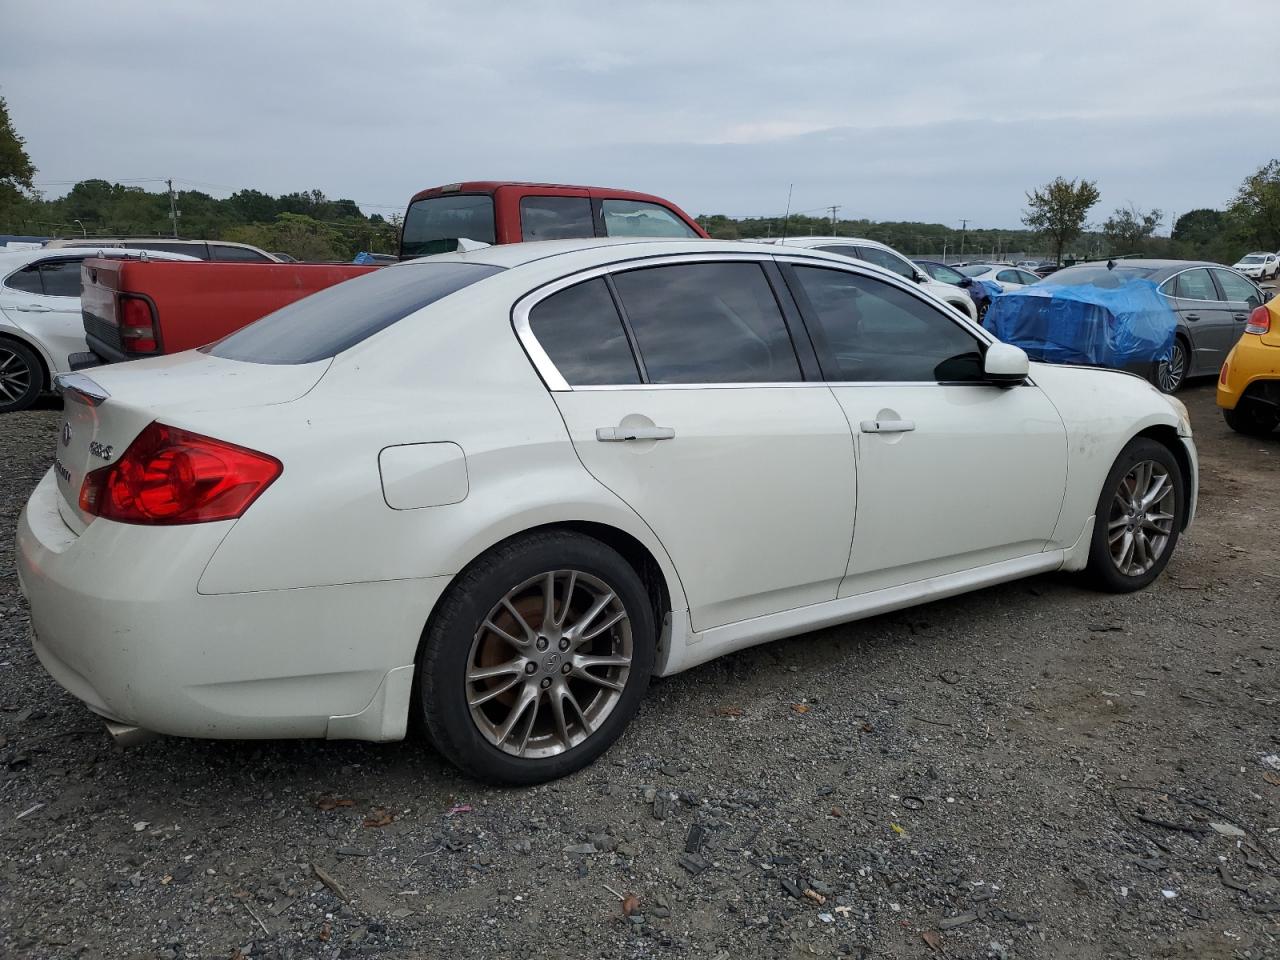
[923,262,967,285]
[211,244,272,262]
[814,245,864,262]
[957,264,990,277]
[1173,268,1221,301]
[792,266,984,382]
[124,241,209,259]
[1016,270,1040,285]
[519,196,594,241]
[601,199,696,238]
[855,246,916,279]
[996,270,1022,284]
[1214,269,1261,307]
[401,195,496,258]
[611,262,801,384]
[207,261,503,365]
[5,264,44,294]
[39,259,86,297]
[528,278,639,386]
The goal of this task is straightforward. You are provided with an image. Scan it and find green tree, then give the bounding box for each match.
[1226,159,1280,251]
[224,213,341,261]
[0,93,37,222]
[1101,204,1163,256]
[1021,176,1101,265]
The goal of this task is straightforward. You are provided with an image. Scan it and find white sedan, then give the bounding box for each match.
[957,263,1042,291]
[17,238,1197,784]
[0,246,196,412]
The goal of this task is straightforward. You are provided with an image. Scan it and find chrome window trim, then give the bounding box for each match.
[511,250,997,392]
[1157,265,1228,304]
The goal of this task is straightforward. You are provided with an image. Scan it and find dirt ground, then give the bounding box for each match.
[0,379,1276,960]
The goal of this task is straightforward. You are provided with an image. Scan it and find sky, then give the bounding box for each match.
[2,0,1276,231]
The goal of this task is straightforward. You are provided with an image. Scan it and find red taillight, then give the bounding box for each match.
[79,422,282,525]
[119,295,159,353]
[1245,305,1272,335]
[1220,361,1229,385]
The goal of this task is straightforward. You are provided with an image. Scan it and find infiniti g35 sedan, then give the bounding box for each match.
[17,238,1198,784]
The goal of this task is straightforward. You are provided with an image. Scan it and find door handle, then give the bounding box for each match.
[17,304,53,313]
[1233,313,1246,321]
[860,419,915,434]
[595,425,676,442]
[1184,313,1200,321]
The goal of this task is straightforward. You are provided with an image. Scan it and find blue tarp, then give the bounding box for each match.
[352,251,377,264]
[982,273,1175,368]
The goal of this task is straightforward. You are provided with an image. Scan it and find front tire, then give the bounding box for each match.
[1223,398,1280,436]
[1083,438,1185,593]
[1156,338,1188,394]
[418,531,656,785]
[0,339,44,413]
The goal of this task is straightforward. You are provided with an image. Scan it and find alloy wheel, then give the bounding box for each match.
[1157,341,1186,393]
[1107,460,1176,577]
[0,346,34,405]
[466,569,632,759]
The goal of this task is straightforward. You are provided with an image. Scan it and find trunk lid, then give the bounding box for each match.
[54,352,327,533]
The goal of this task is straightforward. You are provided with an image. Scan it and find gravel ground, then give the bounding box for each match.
[1,381,1277,960]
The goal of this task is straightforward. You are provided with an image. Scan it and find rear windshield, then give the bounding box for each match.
[206,261,503,364]
[1044,265,1158,287]
[956,265,990,277]
[400,195,496,258]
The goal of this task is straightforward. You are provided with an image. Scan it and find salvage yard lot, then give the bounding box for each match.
[0,382,1276,960]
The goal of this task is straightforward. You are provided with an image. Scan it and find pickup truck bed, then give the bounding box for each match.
[81,259,377,363]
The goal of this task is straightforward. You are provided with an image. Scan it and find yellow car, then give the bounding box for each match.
[1218,296,1280,435]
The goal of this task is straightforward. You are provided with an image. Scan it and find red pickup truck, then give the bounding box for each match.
[81,182,706,365]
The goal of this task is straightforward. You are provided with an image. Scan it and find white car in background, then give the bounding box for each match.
[1231,252,1279,281]
[17,238,1196,785]
[756,236,978,321]
[0,247,197,412]
[956,263,1042,291]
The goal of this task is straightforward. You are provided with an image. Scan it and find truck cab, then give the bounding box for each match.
[399,182,707,259]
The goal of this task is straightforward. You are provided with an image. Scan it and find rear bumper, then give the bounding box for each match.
[85,334,130,365]
[16,470,447,742]
[1217,338,1280,411]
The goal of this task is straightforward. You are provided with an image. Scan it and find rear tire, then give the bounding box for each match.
[1223,398,1279,436]
[418,530,656,785]
[0,339,44,413]
[1156,337,1189,394]
[1083,438,1185,593]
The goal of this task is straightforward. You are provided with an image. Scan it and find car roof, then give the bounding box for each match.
[0,247,200,269]
[761,235,896,252]
[1057,259,1224,278]
[407,181,690,206]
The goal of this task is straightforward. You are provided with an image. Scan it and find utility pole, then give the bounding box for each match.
[167,179,179,238]
[959,219,968,259]
[828,205,840,235]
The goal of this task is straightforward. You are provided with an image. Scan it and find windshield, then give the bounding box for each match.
[400,195,496,258]
[957,265,991,277]
[207,261,504,364]
[1041,264,1158,288]
[1240,255,1266,264]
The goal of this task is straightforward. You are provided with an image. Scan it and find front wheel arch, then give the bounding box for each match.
[1134,425,1192,531]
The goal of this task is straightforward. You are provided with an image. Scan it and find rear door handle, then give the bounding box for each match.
[1184,313,1200,321]
[595,425,676,442]
[1233,313,1246,321]
[860,419,915,434]
[17,304,52,313]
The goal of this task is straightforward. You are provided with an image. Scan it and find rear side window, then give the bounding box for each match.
[5,264,44,294]
[207,262,503,364]
[996,269,1022,284]
[124,241,210,259]
[39,258,85,297]
[815,245,864,262]
[401,195,496,258]
[528,278,640,386]
[600,199,696,238]
[520,196,595,241]
[211,244,272,262]
[610,262,802,384]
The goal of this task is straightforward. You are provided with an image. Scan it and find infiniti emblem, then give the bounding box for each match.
[61,422,72,446]
[544,653,560,671]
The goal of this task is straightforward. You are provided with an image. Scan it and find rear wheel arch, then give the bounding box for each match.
[0,331,51,390]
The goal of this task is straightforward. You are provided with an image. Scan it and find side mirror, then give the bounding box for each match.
[913,271,929,283]
[983,342,1029,385]
[957,276,973,287]
[1263,290,1274,304]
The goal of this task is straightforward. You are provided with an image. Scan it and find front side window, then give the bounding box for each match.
[791,266,985,383]
[39,258,86,297]
[207,261,503,364]
[527,278,640,386]
[211,244,272,262]
[1214,269,1262,308]
[5,264,44,295]
[814,245,864,262]
[124,241,209,259]
[401,195,496,258]
[1172,268,1221,301]
[1015,270,1040,285]
[601,199,696,238]
[610,262,802,384]
[855,246,915,280]
[519,196,595,241]
[996,269,1023,284]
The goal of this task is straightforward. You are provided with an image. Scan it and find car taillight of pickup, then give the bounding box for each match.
[79,259,378,363]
